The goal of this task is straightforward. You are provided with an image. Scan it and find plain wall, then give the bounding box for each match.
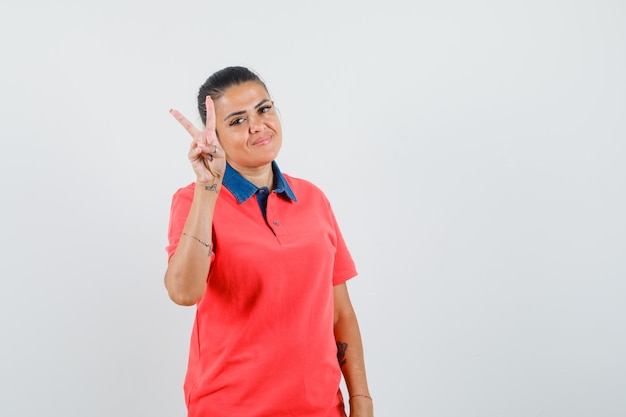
[1,0,624,416]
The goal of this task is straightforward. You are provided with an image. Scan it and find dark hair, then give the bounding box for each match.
[197,66,269,125]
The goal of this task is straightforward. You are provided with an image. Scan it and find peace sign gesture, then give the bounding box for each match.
[169,96,225,185]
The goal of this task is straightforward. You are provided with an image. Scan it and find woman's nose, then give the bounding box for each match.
[248,115,264,133]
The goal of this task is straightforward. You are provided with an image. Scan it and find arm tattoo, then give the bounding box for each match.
[336,342,348,368]
[203,184,219,193]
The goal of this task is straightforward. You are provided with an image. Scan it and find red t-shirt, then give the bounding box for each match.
[166,168,357,417]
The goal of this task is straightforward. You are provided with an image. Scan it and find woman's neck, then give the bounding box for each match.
[231,162,274,189]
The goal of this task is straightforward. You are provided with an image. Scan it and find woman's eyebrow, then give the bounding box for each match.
[224,99,271,121]
[224,109,245,121]
[254,99,271,109]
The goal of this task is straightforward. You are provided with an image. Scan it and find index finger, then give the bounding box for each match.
[169,108,201,139]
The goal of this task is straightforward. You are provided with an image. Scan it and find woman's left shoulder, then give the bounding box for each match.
[284,173,327,198]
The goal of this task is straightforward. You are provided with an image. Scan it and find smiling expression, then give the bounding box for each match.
[213,81,282,171]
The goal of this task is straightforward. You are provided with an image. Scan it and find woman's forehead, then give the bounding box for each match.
[216,82,269,112]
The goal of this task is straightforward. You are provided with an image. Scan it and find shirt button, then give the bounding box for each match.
[273,221,280,226]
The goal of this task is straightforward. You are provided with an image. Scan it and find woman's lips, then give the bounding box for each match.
[252,136,271,146]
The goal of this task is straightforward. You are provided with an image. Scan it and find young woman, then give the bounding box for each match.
[165,66,373,417]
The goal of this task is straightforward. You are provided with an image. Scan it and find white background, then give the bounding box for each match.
[1,0,625,416]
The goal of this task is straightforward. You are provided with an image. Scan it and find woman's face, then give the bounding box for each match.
[213,81,282,171]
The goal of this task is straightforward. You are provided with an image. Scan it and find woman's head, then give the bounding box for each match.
[197,66,269,126]
[198,67,282,171]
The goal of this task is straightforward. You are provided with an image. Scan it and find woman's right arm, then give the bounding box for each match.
[165,178,220,305]
[164,96,225,306]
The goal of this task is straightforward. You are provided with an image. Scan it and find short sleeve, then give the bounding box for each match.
[165,183,195,262]
[327,201,358,286]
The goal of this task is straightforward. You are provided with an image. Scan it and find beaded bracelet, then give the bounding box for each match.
[349,394,372,401]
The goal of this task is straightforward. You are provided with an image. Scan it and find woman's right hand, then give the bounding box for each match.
[169,96,226,184]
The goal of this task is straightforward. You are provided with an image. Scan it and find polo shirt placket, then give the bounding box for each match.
[224,161,296,245]
[265,191,292,244]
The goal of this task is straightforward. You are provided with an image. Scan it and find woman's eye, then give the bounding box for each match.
[260,104,272,114]
[230,117,245,126]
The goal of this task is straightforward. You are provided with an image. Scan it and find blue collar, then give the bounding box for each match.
[222,161,297,203]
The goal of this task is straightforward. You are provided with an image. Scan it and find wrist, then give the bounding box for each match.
[349,394,372,402]
[193,179,222,199]
[196,175,221,185]
[196,177,221,189]
[349,394,374,416]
